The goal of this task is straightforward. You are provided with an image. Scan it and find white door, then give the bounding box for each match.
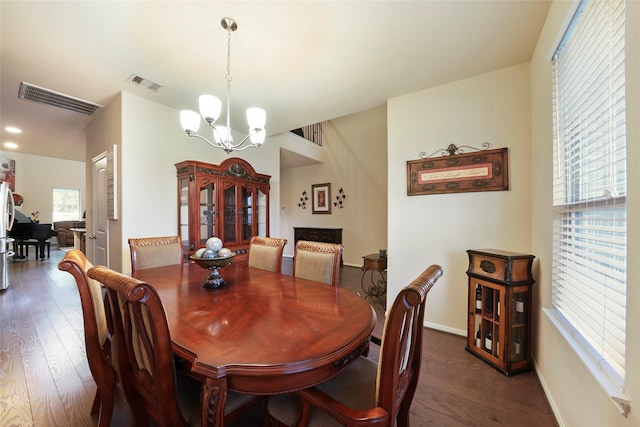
[91,153,108,266]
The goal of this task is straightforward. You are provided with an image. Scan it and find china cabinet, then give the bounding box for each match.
[466,249,535,375]
[176,158,270,263]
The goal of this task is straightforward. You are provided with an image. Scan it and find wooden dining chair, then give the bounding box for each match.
[87,264,258,427]
[293,240,344,286]
[248,236,288,273]
[58,250,116,427]
[128,235,183,274]
[266,264,444,427]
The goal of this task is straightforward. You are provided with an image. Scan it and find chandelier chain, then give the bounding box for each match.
[225,25,233,131]
[226,26,232,83]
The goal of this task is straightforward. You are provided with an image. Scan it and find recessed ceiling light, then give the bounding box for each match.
[4,142,18,149]
[5,126,22,134]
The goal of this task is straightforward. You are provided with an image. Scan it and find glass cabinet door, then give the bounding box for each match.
[510,290,528,362]
[257,187,267,236]
[178,177,190,249]
[223,184,237,243]
[241,184,253,242]
[199,182,215,247]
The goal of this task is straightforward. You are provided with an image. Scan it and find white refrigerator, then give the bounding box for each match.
[0,181,15,290]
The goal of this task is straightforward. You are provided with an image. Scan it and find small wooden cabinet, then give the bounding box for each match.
[293,227,342,246]
[466,249,535,375]
[176,158,270,263]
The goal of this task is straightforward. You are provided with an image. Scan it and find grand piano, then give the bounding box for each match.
[8,223,55,259]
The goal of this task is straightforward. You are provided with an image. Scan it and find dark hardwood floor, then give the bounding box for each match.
[1,247,557,426]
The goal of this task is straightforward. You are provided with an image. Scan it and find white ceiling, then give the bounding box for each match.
[1,1,550,163]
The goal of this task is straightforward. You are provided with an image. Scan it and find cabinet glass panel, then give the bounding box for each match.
[511,326,526,362]
[223,185,236,243]
[241,185,253,241]
[257,188,267,236]
[179,177,189,245]
[512,291,527,325]
[483,287,496,319]
[481,319,495,356]
[474,283,483,315]
[473,314,482,349]
[199,183,215,246]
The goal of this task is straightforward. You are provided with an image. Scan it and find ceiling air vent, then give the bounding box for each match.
[126,74,163,92]
[18,82,103,116]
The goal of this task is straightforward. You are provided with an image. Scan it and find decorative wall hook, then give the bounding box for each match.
[298,190,308,209]
[333,187,346,208]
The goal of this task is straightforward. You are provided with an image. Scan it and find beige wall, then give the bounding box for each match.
[0,152,85,225]
[85,92,123,270]
[86,90,283,274]
[387,63,532,335]
[279,104,388,266]
[529,1,640,425]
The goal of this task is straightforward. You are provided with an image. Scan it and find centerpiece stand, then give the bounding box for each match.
[190,255,235,289]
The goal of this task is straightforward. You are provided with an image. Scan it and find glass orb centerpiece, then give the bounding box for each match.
[218,247,233,258]
[206,237,223,252]
[190,249,235,289]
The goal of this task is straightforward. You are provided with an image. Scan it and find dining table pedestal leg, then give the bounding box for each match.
[202,378,228,427]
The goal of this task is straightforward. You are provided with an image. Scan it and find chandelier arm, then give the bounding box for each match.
[224,134,261,151]
[189,129,260,152]
[187,132,225,150]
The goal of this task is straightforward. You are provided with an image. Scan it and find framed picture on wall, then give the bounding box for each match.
[0,157,16,191]
[312,183,331,214]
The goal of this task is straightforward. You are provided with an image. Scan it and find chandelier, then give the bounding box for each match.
[180,17,266,153]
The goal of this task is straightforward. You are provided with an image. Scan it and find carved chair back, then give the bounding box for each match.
[376,264,443,423]
[293,240,343,286]
[88,265,187,427]
[58,250,115,427]
[266,264,443,427]
[128,236,182,274]
[248,236,287,273]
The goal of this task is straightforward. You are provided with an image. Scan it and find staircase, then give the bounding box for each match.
[290,123,322,147]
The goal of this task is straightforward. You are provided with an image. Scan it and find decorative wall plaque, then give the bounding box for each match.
[407,147,509,196]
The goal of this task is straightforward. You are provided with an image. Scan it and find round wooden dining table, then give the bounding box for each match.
[134,261,377,426]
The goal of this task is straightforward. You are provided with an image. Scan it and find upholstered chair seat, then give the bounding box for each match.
[267,355,378,425]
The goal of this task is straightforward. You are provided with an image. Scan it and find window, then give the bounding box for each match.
[550,0,627,409]
[52,188,81,222]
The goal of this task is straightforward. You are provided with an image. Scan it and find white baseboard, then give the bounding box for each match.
[532,358,564,426]
[425,321,466,337]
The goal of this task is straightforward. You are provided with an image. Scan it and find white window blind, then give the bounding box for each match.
[552,0,626,387]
